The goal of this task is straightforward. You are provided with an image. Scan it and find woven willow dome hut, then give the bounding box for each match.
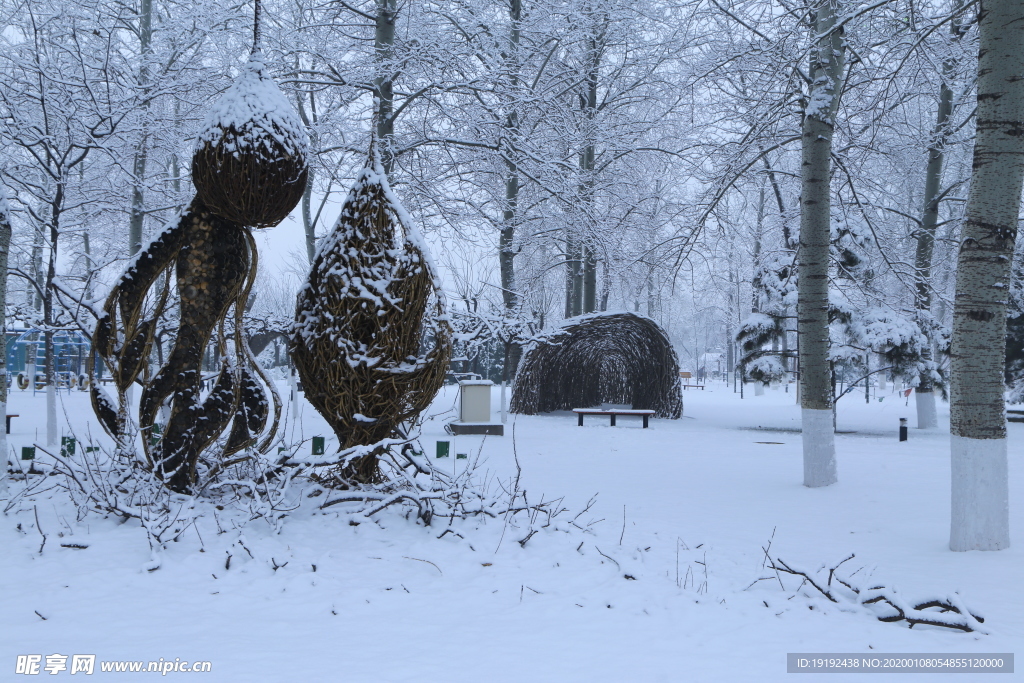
[511,312,682,418]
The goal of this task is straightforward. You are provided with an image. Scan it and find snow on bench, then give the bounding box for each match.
[572,408,655,428]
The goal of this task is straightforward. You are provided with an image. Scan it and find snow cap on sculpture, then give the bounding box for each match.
[191,55,309,228]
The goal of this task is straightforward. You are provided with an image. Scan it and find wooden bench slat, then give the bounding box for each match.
[572,409,655,415]
[572,408,655,428]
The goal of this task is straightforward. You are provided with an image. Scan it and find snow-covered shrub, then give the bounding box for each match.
[745,355,788,384]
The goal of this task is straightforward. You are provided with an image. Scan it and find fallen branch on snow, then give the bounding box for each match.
[769,554,986,633]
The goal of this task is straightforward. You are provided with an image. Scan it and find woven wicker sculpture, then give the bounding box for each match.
[511,312,682,418]
[191,56,308,228]
[291,144,451,486]
[90,33,308,493]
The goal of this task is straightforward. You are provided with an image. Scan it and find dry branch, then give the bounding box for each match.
[770,555,986,633]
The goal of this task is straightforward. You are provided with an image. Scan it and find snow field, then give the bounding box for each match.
[1,382,1021,681]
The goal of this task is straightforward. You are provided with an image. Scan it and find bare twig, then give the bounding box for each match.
[403,556,442,575]
[595,546,620,570]
[619,505,626,545]
[33,506,46,554]
[770,554,986,632]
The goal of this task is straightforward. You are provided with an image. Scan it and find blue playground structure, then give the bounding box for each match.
[5,328,91,393]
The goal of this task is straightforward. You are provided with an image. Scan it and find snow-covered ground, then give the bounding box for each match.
[2,381,1020,681]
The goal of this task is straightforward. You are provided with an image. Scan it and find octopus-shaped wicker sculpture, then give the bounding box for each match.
[91,55,308,493]
[291,145,451,486]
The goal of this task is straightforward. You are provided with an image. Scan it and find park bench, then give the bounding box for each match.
[6,414,19,434]
[572,408,655,428]
[1009,409,1024,424]
[679,371,704,389]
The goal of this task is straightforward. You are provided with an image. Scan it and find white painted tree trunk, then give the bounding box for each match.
[950,435,1009,550]
[916,390,937,429]
[948,0,1024,552]
[46,384,57,446]
[803,408,837,485]
[0,188,10,493]
[797,0,845,488]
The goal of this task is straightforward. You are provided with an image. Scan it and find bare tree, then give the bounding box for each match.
[0,185,11,491]
[947,0,1024,552]
[912,0,972,429]
[798,0,846,487]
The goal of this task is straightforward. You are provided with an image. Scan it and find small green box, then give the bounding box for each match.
[312,436,325,455]
[278,446,287,454]
[436,441,450,458]
[149,423,163,447]
[21,446,35,461]
[61,436,76,456]
[85,446,100,453]
[456,452,468,460]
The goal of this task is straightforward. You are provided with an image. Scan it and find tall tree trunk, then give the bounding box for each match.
[762,155,793,249]
[582,247,597,313]
[948,0,1023,552]
[564,234,581,318]
[500,0,522,315]
[501,0,523,374]
[128,0,153,257]
[579,18,602,315]
[302,168,316,263]
[914,0,969,429]
[572,249,584,315]
[798,0,846,487]
[599,258,610,311]
[30,224,42,310]
[567,9,604,318]
[0,188,11,490]
[753,186,766,395]
[374,0,397,177]
[44,185,63,446]
[296,79,321,264]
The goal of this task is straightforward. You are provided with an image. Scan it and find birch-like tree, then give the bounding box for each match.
[947,0,1024,552]
[912,0,972,429]
[798,0,846,487]
[0,186,11,489]
[0,3,131,445]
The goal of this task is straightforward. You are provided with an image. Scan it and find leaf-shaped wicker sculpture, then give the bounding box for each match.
[511,311,683,418]
[291,145,451,485]
[191,56,309,228]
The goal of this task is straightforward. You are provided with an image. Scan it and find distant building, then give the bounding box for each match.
[698,352,723,380]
